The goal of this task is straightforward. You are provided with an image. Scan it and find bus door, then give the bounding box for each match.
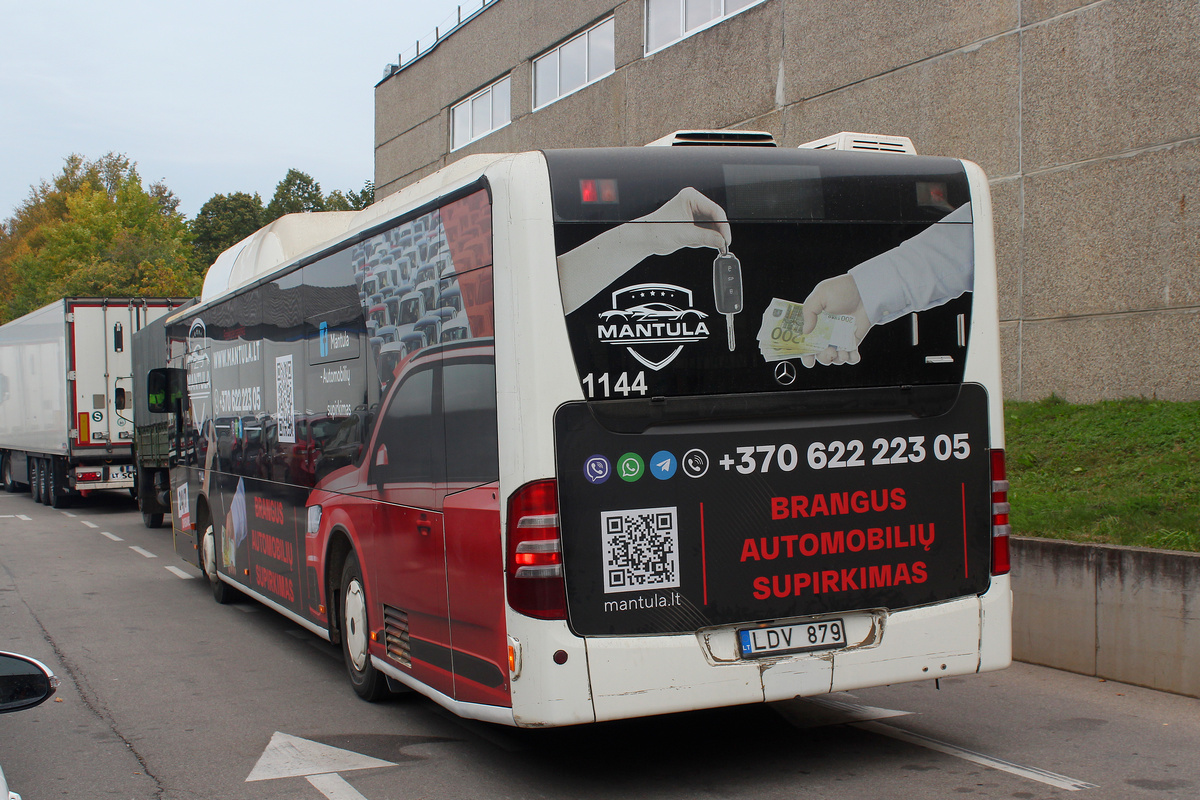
[364,356,454,697]
[440,344,506,707]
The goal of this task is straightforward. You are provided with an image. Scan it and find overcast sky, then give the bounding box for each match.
[0,0,476,220]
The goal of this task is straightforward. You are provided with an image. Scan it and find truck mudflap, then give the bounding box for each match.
[554,383,993,637]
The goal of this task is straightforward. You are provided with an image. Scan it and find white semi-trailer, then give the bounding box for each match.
[0,297,187,508]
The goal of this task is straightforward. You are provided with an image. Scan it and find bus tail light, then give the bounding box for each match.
[990,449,1011,575]
[506,480,567,620]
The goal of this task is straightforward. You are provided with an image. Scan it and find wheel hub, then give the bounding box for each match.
[344,580,369,671]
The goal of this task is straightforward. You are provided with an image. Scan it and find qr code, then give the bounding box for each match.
[275,355,295,443]
[601,507,680,594]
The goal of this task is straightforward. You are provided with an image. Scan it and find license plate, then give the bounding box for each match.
[738,618,847,659]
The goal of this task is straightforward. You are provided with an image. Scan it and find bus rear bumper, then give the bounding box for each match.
[584,576,1012,723]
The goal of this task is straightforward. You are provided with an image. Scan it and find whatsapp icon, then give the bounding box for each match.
[617,453,645,482]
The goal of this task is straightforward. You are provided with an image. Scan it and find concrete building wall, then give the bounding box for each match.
[375,0,1200,402]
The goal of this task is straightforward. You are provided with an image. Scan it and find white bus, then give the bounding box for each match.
[152,142,1011,727]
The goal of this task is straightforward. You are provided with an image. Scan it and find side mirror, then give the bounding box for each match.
[0,651,59,713]
[147,368,187,414]
[114,387,127,411]
[147,369,169,413]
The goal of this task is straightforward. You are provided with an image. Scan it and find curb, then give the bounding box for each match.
[1010,536,1200,698]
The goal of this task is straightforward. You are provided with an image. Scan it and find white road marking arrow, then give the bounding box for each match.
[246,732,396,796]
[306,772,374,800]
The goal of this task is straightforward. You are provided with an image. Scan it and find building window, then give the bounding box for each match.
[645,0,764,55]
[533,18,615,110]
[451,76,511,150]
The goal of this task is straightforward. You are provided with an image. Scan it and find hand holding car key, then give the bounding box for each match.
[713,249,742,351]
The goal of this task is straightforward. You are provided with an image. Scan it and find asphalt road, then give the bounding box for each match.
[1,489,1198,800]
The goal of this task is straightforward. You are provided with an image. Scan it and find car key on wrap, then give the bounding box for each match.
[713,251,742,351]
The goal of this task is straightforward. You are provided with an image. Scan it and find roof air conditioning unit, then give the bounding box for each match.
[798,131,917,155]
[645,130,778,147]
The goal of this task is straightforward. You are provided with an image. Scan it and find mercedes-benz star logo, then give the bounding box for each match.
[774,361,797,386]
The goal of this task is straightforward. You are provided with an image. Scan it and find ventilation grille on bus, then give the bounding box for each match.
[797,131,918,155]
[645,130,778,147]
[383,605,411,666]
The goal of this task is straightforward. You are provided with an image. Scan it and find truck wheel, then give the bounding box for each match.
[2,456,19,493]
[340,551,387,701]
[48,460,71,509]
[30,459,42,503]
[41,459,53,506]
[143,512,164,528]
[200,523,237,604]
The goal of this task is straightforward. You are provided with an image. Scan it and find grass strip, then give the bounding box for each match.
[1004,396,1200,552]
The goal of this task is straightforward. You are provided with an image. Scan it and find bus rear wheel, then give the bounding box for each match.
[200,523,236,604]
[340,551,387,701]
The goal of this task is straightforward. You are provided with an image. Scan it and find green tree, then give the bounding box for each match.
[190,191,266,270]
[0,153,143,310]
[265,169,325,219]
[326,180,375,212]
[2,160,200,321]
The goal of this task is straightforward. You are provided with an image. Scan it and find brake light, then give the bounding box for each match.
[76,471,101,482]
[506,479,567,619]
[991,449,1011,575]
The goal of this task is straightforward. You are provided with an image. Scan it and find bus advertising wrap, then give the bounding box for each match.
[548,148,992,637]
[554,384,992,635]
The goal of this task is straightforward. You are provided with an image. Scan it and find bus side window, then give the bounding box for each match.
[370,366,436,485]
[443,358,498,484]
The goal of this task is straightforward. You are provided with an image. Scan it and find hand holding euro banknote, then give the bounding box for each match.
[756,298,858,362]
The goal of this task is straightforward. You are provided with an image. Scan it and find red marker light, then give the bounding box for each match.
[580,179,618,204]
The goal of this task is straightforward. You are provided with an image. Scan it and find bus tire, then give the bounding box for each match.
[143,512,164,529]
[340,551,387,702]
[200,523,237,605]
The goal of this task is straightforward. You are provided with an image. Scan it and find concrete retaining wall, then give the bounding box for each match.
[1011,536,1200,698]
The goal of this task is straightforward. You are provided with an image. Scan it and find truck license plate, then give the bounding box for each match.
[738,619,847,659]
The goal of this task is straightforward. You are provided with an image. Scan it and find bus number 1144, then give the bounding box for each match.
[582,371,648,399]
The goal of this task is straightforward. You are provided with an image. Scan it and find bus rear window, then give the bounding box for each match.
[547,148,974,398]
